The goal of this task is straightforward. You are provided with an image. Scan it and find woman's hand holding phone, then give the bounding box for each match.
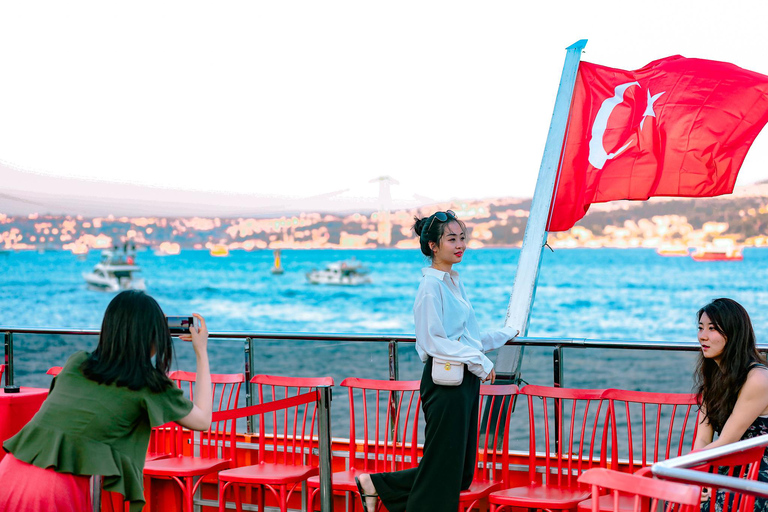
[179,314,208,354]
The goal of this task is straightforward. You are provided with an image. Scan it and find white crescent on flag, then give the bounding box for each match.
[588,81,666,169]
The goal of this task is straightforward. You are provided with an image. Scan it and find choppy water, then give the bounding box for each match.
[3,247,768,400]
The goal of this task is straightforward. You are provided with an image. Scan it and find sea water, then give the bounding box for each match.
[3,247,768,395]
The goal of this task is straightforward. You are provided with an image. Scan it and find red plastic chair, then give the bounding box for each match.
[143,371,245,512]
[578,468,701,512]
[489,385,610,512]
[672,443,765,512]
[458,383,519,511]
[0,364,4,382]
[307,377,422,512]
[578,389,699,512]
[216,374,334,512]
[46,366,62,376]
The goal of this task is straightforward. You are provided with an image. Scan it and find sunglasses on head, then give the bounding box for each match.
[426,210,456,233]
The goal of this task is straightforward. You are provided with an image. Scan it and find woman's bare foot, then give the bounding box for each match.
[357,473,378,511]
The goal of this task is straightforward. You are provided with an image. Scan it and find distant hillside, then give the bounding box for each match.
[1,185,767,251]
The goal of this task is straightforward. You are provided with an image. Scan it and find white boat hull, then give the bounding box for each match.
[83,271,146,292]
[306,270,371,286]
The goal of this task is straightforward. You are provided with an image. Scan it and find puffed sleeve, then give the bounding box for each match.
[142,384,194,427]
[467,306,519,353]
[414,291,494,379]
[459,280,518,353]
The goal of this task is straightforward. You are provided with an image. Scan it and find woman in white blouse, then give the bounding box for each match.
[355,210,518,512]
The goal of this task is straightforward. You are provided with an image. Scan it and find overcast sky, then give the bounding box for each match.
[1,1,768,212]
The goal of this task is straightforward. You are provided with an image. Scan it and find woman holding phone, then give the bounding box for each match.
[0,290,212,512]
[355,209,518,512]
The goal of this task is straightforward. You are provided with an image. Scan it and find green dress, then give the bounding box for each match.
[3,351,193,512]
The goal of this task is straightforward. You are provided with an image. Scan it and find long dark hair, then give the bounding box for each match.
[693,298,764,433]
[81,290,174,392]
[413,211,467,258]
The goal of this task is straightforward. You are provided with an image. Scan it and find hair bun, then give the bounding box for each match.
[413,216,428,237]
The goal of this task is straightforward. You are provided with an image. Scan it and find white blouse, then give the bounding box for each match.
[413,267,518,380]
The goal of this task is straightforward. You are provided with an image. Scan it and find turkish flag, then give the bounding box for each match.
[547,56,768,232]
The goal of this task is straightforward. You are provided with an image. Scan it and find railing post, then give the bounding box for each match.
[91,475,102,512]
[317,386,334,512]
[244,337,254,434]
[4,331,19,393]
[388,340,401,442]
[553,345,563,388]
[553,345,563,452]
[388,340,399,381]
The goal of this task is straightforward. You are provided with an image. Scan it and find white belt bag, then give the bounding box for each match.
[431,358,465,386]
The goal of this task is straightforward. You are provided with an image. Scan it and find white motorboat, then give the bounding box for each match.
[83,248,146,292]
[306,259,371,286]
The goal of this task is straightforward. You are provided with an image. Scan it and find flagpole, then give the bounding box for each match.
[496,39,587,382]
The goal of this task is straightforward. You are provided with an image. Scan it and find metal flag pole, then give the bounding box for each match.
[496,39,587,383]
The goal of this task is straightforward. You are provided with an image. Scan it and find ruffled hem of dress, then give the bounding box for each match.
[4,425,146,509]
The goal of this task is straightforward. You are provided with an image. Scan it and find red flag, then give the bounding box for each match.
[547,56,768,232]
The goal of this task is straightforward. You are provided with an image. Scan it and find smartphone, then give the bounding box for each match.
[167,316,195,335]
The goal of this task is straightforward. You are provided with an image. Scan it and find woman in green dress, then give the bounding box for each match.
[0,290,213,512]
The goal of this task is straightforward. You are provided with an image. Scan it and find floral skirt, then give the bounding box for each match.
[0,453,92,512]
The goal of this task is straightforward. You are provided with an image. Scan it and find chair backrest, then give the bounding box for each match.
[251,374,334,467]
[158,371,245,460]
[579,468,700,512]
[475,384,518,485]
[169,370,245,413]
[47,366,62,376]
[690,444,765,512]
[520,385,610,487]
[341,377,421,473]
[604,389,699,473]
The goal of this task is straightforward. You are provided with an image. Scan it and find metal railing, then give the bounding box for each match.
[652,434,768,497]
[8,326,768,395]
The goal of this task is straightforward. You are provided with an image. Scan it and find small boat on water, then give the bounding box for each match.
[270,249,284,275]
[690,239,744,261]
[306,259,372,286]
[155,241,181,256]
[210,244,230,257]
[655,244,689,257]
[83,248,145,292]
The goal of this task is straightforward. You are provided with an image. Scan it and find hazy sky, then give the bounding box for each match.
[2,1,768,209]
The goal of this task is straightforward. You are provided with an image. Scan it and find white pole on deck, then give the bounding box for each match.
[497,40,587,380]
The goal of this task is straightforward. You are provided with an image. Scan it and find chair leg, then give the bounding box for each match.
[234,484,243,512]
[144,477,152,512]
[218,483,224,512]
[256,485,263,512]
[218,481,228,512]
[280,484,288,512]
[184,477,194,512]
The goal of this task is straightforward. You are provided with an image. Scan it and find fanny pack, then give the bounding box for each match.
[431,358,464,386]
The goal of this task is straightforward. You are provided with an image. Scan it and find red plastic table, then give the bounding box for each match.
[0,387,48,462]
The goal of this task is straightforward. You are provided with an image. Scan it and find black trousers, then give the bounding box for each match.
[370,358,480,512]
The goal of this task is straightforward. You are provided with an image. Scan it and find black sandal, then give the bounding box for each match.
[354,475,378,512]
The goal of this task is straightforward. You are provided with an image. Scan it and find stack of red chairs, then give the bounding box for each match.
[579,468,701,512]
[142,371,245,512]
[216,374,334,512]
[307,377,423,512]
[458,383,519,511]
[488,386,610,512]
[578,389,699,512]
